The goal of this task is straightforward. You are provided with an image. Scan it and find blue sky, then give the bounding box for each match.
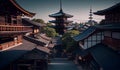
[16,0,120,23]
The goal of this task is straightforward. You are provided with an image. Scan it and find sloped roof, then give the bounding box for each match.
[0,39,50,69]
[23,36,46,46]
[73,26,97,41]
[88,44,120,70]
[49,20,73,23]
[21,48,49,60]
[94,2,120,15]
[10,0,35,17]
[22,18,46,27]
[49,9,73,18]
[76,43,120,70]
[39,34,52,41]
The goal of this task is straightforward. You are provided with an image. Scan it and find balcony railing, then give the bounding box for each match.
[0,24,33,32]
[0,40,22,50]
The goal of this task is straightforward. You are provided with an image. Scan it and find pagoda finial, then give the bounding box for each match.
[89,5,93,21]
[88,2,94,26]
[60,0,63,12]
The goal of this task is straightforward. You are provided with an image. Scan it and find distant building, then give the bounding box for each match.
[49,0,73,35]
[78,8,97,32]
[73,2,120,70]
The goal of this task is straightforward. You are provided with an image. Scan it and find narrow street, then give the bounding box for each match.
[48,58,82,70]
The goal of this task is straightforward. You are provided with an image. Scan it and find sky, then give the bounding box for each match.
[16,0,120,23]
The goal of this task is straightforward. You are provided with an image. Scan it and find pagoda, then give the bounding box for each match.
[49,0,73,35]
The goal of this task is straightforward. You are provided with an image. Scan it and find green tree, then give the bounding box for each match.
[43,27,58,37]
[32,18,45,24]
[46,22,52,27]
[62,30,80,52]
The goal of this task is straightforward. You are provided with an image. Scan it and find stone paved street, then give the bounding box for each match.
[48,58,82,70]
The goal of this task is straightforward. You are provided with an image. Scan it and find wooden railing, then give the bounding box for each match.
[0,41,17,50]
[0,25,33,32]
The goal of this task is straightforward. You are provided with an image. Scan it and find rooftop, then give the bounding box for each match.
[49,9,73,18]
[0,39,50,69]
[94,2,120,15]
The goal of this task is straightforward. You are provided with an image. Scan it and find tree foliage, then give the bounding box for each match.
[32,18,45,24]
[62,30,80,52]
[43,27,58,37]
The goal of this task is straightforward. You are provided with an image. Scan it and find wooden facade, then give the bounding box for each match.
[0,0,35,51]
[73,2,120,70]
[103,31,120,50]
[79,32,104,49]
[94,3,120,50]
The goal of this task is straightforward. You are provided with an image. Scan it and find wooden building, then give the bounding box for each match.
[73,2,120,70]
[0,0,35,51]
[94,2,120,51]
[0,40,50,70]
[49,0,73,35]
[22,18,46,37]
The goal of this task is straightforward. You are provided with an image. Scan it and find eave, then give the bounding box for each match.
[10,0,35,17]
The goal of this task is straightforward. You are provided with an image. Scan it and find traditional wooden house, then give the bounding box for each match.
[94,2,120,51]
[22,18,46,37]
[73,2,120,70]
[0,0,35,51]
[0,40,50,70]
[49,0,73,35]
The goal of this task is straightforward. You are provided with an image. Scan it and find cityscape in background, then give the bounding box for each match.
[0,0,120,70]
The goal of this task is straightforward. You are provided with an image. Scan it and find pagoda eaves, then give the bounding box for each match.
[49,20,73,23]
[49,10,73,18]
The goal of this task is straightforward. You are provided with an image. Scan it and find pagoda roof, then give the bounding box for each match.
[49,9,73,18]
[94,2,120,15]
[49,20,73,23]
[9,0,35,17]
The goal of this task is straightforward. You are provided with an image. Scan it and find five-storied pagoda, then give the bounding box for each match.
[49,0,73,35]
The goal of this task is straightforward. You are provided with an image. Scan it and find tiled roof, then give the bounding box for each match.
[49,20,73,23]
[49,9,73,18]
[73,26,97,41]
[22,18,46,27]
[9,0,35,17]
[23,36,46,46]
[88,44,120,70]
[0,39,50,69]
[76,43,120,70]
[94,2,120,15]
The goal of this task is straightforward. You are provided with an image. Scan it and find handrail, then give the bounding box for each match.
[0,25,32,31]
[0,41,15,50]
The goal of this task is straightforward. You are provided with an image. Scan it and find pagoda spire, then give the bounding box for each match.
[89,6,93,21]
[88,3,94,26]
[60,0,63,12]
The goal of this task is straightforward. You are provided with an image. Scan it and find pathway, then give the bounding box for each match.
[48,58,82,70]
